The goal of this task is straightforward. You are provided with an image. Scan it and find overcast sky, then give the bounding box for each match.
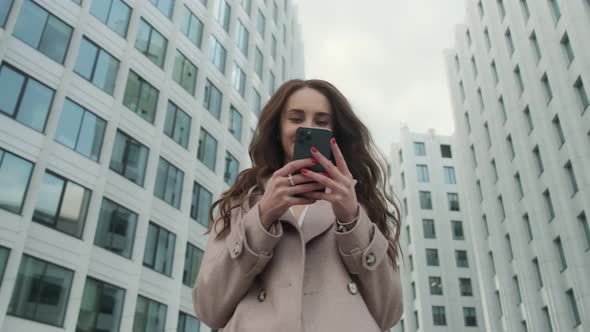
[293,0,467,155]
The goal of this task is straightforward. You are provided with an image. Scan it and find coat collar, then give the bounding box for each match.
[247,179,336,244]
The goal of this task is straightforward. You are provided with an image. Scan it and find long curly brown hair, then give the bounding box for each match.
[206,79,402,265]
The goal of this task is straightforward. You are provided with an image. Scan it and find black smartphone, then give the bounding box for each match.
[293,127,333,173]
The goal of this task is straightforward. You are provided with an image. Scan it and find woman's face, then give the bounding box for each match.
[280,87,334,163]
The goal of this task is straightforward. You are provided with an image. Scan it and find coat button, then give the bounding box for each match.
[365,252,376,267]
[337,224,346,233]
[347,281,358,295]
[257,290,267,302]
[232,241,242,256]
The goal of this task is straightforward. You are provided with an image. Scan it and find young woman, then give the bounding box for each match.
[193,79,403,331]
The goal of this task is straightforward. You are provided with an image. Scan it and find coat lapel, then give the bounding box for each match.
[301,199,335,244]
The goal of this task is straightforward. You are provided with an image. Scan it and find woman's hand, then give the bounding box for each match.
[300,138,359,223]
[258,158,325,230]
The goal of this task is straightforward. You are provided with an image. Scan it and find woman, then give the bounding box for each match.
[193,79,403,331]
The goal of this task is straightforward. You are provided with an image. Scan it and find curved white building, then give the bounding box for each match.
[0,0,304,331]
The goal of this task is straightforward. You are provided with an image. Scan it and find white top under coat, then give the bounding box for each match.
[289,205,310,226]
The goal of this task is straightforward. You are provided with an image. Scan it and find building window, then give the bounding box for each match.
[410,281,416,299]
[94,198,138,258]
[401,172,406,189]
[154,158,184,209]
[235,20,249,56]
[224,151,239,185]
[491,159,498,182]
[123,70,160,124]
[90,0,131,37]
[0,246,9,287]
[533,145,543,175]
[164,101,191,149]
[533,257,543,288]
[497,0,506,19]
[416,164,429,182]
[491,61,498,85]
[476,180,483,202]
[520,0,530,20]
[208,35,226,74]
[459,81,465,101]
[0,0,14,27]
[477,1,484,17]
[0,63,55,132]
[191,182,213,227]
[470,145,477,167]
[564,161,578,195]
[543,189,555,221]
[254,47,263,79]
[143,222,176,276]
[483,214,489,237]
[403,198,408,216]
[429,276,443,295]
[419,191,432,210]
[506,234,514,260]
[506,135,515,160]
[197,128,217,171]
[514,65,524,94]
[183,243,203,287]
[566,289,581,326]
[542,307,553,332]
[133,295,168,331]
[271,34,277,61]
[216,0,230,32]
[426,248,439,266]
[149,0,174,18]
[560,32,574,65]
[440,144,452,158]
[452,220,464,240]
[579,212,590,250]
[172,50,198,95]
[268,71,276,95]
[541,73,553,104]
[33,171,91,238]
[529,31,541,63]
[514,172,524,199]
[523,213,533,241]
[477,88,484,110]
[554,236,567,271]
[489,251,496,275]
[257,9,265,36]
[180,5,204,48]
[574,76,589,113]
[229,106,243,141]
[463,307,477,327]
[252,89,262,116]
[414,310,419,329]
[13,0,73,64]
[505,28,514,56]
[524,106,533,133]
[408,254,413,271]
[110,130,149,186]
[471,56,477,77]
[231,63,246,98]
[203,79,223,119]
[447,193,460,211]
[8,255,74,326]
[464,112,471,133]
[498,195,506,220]
[484,28,491,50]
[432,306,446,326]
[74,37,120,95]
[484,123,492,148]
[466,29,471,46]
[76,277,125,332]
[414,142,426,156]
[513,276,522,304]
[548,0,561,22]
[459,278,472,296]
[499,97,507,124]
[0,148,34,215]
[135,18,168,68]
[178,311,201,332]
[422,219,435,239]
[55,99,106,161]
[455,250,469,267]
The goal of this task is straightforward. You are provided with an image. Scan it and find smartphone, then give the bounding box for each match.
[293,127,333,173]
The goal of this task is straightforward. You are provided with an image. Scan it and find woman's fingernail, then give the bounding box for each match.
[311,158,317,164]
[301,168,309,174]
[330,138,336,144]
[311,147,318,153]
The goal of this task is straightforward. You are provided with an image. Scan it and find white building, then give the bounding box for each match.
[389,126,485,332]
[444,0,589,331]
[0,0,303,331]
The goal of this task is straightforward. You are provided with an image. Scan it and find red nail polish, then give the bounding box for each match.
[311,158,317,164]
[311,147,318,153]
[330,138,336,144]
[301,168,309,174]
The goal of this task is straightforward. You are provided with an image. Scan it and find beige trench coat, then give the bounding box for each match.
[193,186,403,332]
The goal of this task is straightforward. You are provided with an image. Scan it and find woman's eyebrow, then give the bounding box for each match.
[286,108,305,114]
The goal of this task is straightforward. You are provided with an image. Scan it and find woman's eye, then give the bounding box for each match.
[316,121,329,126]
[290,118,303,123]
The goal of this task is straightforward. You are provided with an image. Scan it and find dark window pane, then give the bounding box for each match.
[38,15,72,63]
[133,295,167,332]
[93,50,120,95]
[108,0,131,37]
[0,65,26,116]
[0,246,10,287]
[94,198,138,258]
[16,79,54,132]
[143,222,176,276]
[191,182,212,227]
[0,0,14,27]
[0,150,34,214]
[33,173,65,226]
[13,0,47,49]
[56,180,90,237]
[74,38,99,81]
[77,277,125,332]
[77,111,106,161]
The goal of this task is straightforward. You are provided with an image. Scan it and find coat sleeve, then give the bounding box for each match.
[193,202,284,328]
[334,206,403,331]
